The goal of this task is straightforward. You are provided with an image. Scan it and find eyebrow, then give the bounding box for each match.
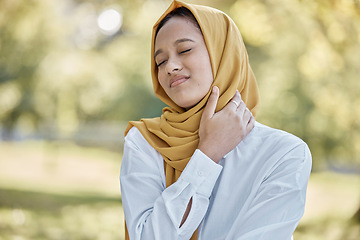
[154,38,195,59]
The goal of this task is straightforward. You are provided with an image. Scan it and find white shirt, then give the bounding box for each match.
[120,121,312,240]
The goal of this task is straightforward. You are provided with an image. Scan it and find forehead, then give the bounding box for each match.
[155,16,203,48]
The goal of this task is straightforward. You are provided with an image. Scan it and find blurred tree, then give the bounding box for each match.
[0,0,166,140]
[0,0,359,171]
[0,0,50,139]
[230,0,360,169]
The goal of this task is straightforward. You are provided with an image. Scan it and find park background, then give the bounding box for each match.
[0,0,359,239]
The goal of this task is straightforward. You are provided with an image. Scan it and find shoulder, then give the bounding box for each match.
[243,122,312,173]
[125,126,157,153]
[125,125,146,142]
[254,121,303,143]
[122,126,164,175]
[251,121,310,154]
[254,123,312,187]
[124,126,162,156]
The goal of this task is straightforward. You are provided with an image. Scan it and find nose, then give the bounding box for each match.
[166,57,182,75]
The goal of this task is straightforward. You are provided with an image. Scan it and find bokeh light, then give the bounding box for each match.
[97,9,122,35]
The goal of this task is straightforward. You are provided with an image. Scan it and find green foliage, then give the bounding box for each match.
[229,0,360,167]
[0,0,359,168]
[0,0,50,136]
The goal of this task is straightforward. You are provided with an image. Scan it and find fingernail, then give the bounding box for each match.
[212,86,218,93]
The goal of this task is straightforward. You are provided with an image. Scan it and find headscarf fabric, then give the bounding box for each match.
[124,1,259,239]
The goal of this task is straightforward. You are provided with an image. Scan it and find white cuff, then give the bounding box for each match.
[179,149,223,198]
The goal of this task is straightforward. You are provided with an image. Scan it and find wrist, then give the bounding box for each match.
[197,144,222,163]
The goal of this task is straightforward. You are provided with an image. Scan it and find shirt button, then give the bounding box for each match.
[198,171,204,177]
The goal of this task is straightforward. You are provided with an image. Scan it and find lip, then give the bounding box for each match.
[170,75,189,88]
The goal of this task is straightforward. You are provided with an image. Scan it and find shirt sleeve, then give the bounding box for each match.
[228,141,312,240]
[120,128,223,240]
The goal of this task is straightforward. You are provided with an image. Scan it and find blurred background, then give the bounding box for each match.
[0,0,359,239]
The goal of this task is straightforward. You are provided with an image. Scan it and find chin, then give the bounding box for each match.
[173,100,193,109]
[172,93,204,110]
[178,103,193,109]
[178,100,201,110]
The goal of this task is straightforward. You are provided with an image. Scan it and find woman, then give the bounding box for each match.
[120,1,312,239]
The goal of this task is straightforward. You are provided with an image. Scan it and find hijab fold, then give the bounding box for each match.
[124,1,259,239]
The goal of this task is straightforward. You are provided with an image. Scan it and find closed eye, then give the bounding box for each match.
[157,60,167,67]
[180,49,191,54]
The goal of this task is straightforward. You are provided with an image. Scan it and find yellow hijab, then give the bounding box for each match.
[124,1,259,239]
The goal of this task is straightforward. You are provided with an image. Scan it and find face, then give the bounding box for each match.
[154,16,213,109]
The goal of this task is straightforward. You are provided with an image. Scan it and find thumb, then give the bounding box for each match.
[203,86,219,119]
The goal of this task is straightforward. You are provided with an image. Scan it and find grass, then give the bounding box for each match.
[0,141,125,240]
[0,141,359,240]
[0,189,124,240]
[294,172,360,240]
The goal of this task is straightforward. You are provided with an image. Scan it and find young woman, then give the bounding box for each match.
[120,1,312,239]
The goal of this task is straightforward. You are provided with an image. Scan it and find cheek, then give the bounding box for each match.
[157,71,168,89]
[190,50,213,77]
[202,53,213,77]
[196,56,213,81]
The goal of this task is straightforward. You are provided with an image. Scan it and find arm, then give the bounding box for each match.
[121,87,254,239]
[229,141,312,239]
[120,130,222,240]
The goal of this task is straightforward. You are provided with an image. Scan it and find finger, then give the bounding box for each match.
[237,101,246,115]
[246,115,255,132]
[225,90,241,111]
[203,86,219,119]
[243,108,252,123]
